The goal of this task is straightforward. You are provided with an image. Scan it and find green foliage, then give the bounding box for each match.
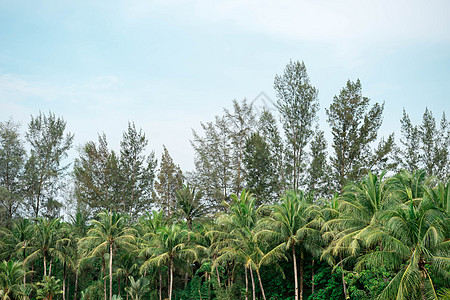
[191,99,256,210]
[244,132,279,205]
[274,60,319,191]
[345,267,393,299]
[306,129,330,199]
[0,260,30,300]
[397,108,450,180]
[174,184,206,229]
[75,123,157,220]
[125,276,150,300]
[0,119,26,227]
[326,79,393,192]
[74,134,122,218]
[119,122,157,220]
[308,265,344,300]
[154,146,183,217]
[81,280,104,300]
[24,111,74,218]
[36,275,62,300]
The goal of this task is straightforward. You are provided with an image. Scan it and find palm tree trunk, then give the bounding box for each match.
[126,275,129,300]
[118,276,121,297]
[341,266,348,299]
[231,263,236,285]
[74,267,79,300]
[420,279,427,300]
[44,254,47,277]
[299,253,303,300]
[256,269,266,300]
[63,262,67,300]
[103,258,107,300]
[311,259,315,296]
[339,254,348,299]
[23,249,26,287]
[109,243,113,300]
[215,267,221,288]
[245,266,249,300]
[293,246,298,300]
[169,257,174,300]
[49,258,53,277]
[227,264,231,288]
[63,276,66,300]
[206,272,211,300]
[184,261,189,289]
[159,269,162,300]
[67,271,70,300]
[249,266,256,300]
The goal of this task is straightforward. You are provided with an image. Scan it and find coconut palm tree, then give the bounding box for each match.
[27,218,65,278]
[57,222,76,300]
[115,252,139,300]
[259,190,322,300]
[36,276,62,300]
[80,211,136,300]
[138,211,166,300]
[322,172,397,298]
[356,197,449,299]
[140,223,195,300]
[210,190,257,298]
[124,276,149,300]
[175,184,206,230]
[0,260,31,300]
[0,219,33,286]
[70,212,88,300]
[390,169,430,203]
[325,172,395,258]
[211,190,280,300]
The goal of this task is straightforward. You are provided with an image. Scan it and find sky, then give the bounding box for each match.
[1,0,449,171]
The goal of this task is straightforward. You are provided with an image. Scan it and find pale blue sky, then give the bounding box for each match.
[1,0,449,170]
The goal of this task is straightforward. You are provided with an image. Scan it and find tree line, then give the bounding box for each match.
[0,172,448,300]
[0,60,449,299]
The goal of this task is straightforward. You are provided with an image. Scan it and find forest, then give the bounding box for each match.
[0,60,449,300]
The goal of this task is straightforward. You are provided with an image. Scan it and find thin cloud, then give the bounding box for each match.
[121,0,450,42]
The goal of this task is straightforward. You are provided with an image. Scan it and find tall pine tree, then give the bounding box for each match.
[274,60,319,191]
[0,119,26,227]
[74,133,121,217]
[326,79,392,193]
[119,122,157,219]
[154,146,183,216]
[24,112,74,218]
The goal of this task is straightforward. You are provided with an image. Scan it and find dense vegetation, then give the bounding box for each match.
[0,60,449,299]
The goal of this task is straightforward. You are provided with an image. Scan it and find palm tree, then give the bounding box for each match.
[322,172,395,298]
[0,260,31,300]
[80,211,136,300]
[57,222,76,300]
[36,276,62,300]
[140,223,195,300]
[27,218,65,277]
[175,184,208,288]
[259,190,322,300]
[325,172,395,257]
[70,212,88,300]
[390,169,430,203]
[0,219,33,286]
[175,184,206,230]
[115,252,139,299]
[124,276,149,300]
[138,211,166,300]
[356,197,449,299]
[211,190,257,298]
[211,190,279,300]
